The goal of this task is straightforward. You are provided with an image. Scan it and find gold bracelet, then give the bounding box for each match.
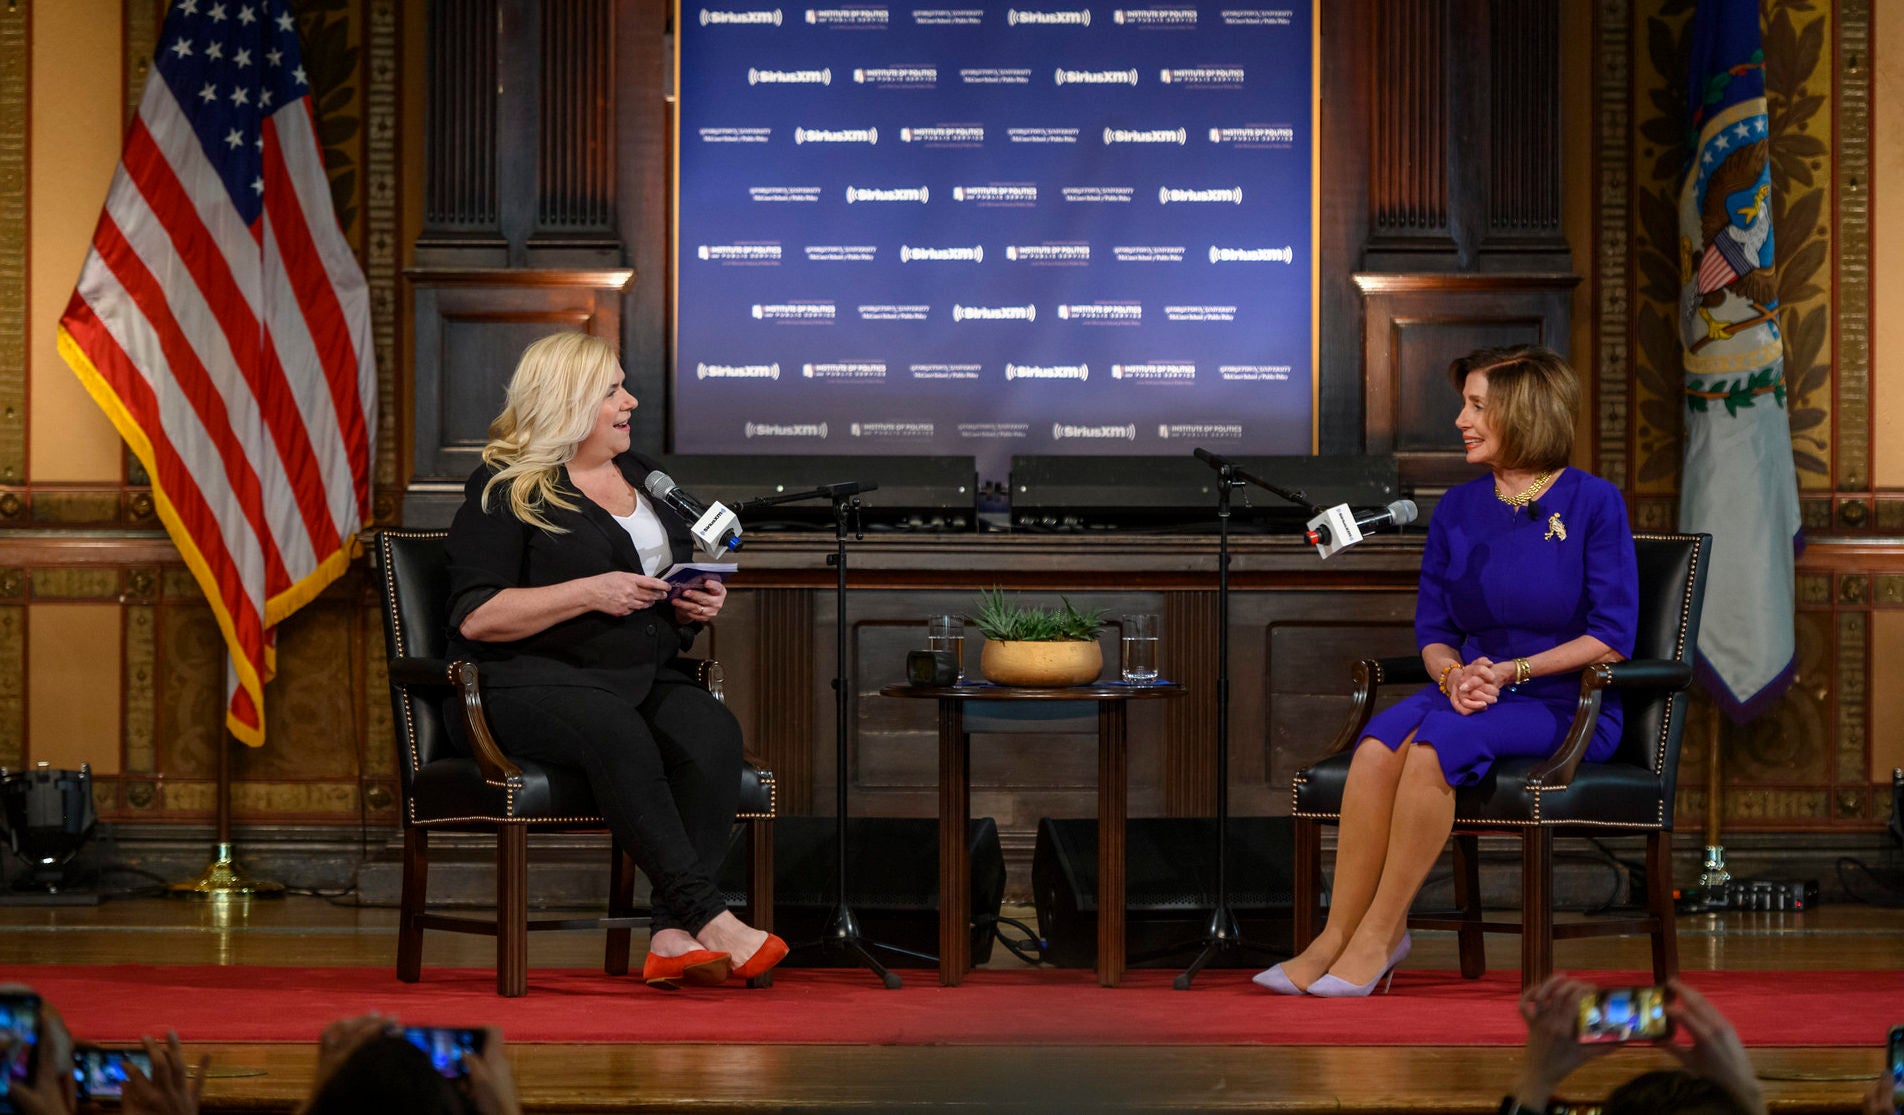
[1513,657,1532,687]
[1437,662,1461,695]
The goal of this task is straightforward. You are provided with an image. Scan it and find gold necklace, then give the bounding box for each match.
[1495,471,1553,508]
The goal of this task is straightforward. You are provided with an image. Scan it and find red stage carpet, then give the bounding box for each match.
[17,966,1896,1047]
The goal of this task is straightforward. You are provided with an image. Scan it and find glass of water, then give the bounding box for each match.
[1120,613,1160,684]
[928,614,965,684]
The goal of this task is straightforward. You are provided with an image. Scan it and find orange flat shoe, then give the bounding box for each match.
[642,948,732,989]
[729,933,789,982]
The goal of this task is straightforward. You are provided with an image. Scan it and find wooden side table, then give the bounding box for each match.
[879,681,1186,987]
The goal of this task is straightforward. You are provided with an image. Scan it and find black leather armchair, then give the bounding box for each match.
[376,529,776,996]
[1291,532,1710,990]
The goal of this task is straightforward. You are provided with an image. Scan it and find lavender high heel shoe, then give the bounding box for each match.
[1306,932,1413,999]
[1250,962,1305,995]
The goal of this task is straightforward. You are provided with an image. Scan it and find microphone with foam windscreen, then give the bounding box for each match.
[1304,499,1419,559]
[642,470,743,555]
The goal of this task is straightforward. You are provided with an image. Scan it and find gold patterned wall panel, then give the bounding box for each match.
[0,3,26,488]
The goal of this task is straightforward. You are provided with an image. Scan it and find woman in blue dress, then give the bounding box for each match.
[1257,345,1638,997]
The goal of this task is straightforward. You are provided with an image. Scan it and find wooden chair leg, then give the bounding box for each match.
[1292,818,1322,952]
[397,826,427,983]
[1647,830,1679,984]
[1521,827,1554,991]
[746,819,775,989]
[497,825,529,997]
[605,841,636,977]
[1449,833,1486,979]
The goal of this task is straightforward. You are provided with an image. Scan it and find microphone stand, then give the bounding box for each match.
[1172,451,1319,990]
[732,481,917,988]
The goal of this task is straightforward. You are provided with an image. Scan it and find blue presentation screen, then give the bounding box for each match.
[675,3,1314,485]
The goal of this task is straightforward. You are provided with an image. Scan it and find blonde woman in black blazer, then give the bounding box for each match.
[444,332,787,989]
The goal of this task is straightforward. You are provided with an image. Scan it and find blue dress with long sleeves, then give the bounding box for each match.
[1362,468,1640,786]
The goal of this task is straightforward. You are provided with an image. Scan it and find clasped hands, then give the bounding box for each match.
[580,572,727,625]
[1444,657,1520,715]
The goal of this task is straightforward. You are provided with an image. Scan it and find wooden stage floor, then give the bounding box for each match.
[3,895,1898,1113]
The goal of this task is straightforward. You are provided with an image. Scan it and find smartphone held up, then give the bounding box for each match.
[401,1026,487,1080]
[1576,985,1674,1044]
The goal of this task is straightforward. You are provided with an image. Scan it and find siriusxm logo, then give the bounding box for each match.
[956,304,1037,322]
[745,421,828,439]
[901,125,982,143]
[802,362,888,379]
[1057,303,1141,323]
[696,362,781,380]
[1110,362,1195,380]
[1103,127,1188,145]
[1055,68,1139,86]
[1159,186,1243,205]
[1009,7,1091,25]
[1157,423,1244,439]
[698,243,783,262]
[1159,67,1246,85]
[749,67,831,85]
[1052,422,1135,440]
[700,8,782,25]
[1005,244,1089,262]
[1208,245,1295,263]
[750,302,837,321]
[901,244,983,262]
[806,5,889,24]
[1007,363,1088,381]
[957,185,1038,204]
[1113,7,1197,25]
[1209,125,1296,144]
[795,127,878,145]
[858,67,938,86]
[845,185,929,203]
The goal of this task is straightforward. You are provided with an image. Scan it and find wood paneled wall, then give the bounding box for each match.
[0,1,1895,889]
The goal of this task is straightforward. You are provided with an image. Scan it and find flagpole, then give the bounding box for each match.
[1699,702,1730,895]
[170,670,284,899]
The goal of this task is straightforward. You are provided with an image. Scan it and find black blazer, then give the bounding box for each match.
[444,450,704,695]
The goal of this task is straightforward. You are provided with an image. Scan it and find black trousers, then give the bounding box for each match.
[478,672,744,935]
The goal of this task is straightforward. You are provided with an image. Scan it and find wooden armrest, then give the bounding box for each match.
[670,657,726,702]
[1318,656,1430,758]
[447,660,523,785]
[1526,659,1691,788]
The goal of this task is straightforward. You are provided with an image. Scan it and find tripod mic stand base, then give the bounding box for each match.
[794,905,906,989]
[1171,906,1286,991]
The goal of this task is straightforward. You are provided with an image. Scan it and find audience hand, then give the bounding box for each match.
[10,1002,77,1115]
[305,1013,392,1106]
[1662,979,1767,1115]
[1511,974,1614,1110]
[122,1031,207,1115]
[1862,1074,1895,1115]
[463,1028,523,1115]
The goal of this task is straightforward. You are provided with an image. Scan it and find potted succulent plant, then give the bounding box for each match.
[970,587,1106,687]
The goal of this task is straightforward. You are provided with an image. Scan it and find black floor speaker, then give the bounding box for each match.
[1032,817,1296,968]
[719,816,1005,968]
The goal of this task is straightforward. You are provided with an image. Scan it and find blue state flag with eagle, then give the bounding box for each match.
[1676,0,1801,721]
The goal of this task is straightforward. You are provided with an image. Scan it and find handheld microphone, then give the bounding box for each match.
[1305,499,1419,559]
[642,470,743,555]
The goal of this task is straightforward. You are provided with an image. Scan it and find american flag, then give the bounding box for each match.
[56,0,375,747]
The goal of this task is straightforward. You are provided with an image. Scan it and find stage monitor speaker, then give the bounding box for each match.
[1032,817,1295,968]
[1009,455,1401,531]
[718,816,1005,968]
[657,454,977,532]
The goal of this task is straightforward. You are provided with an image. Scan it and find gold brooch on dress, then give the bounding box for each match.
[1544,513,1567,541]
